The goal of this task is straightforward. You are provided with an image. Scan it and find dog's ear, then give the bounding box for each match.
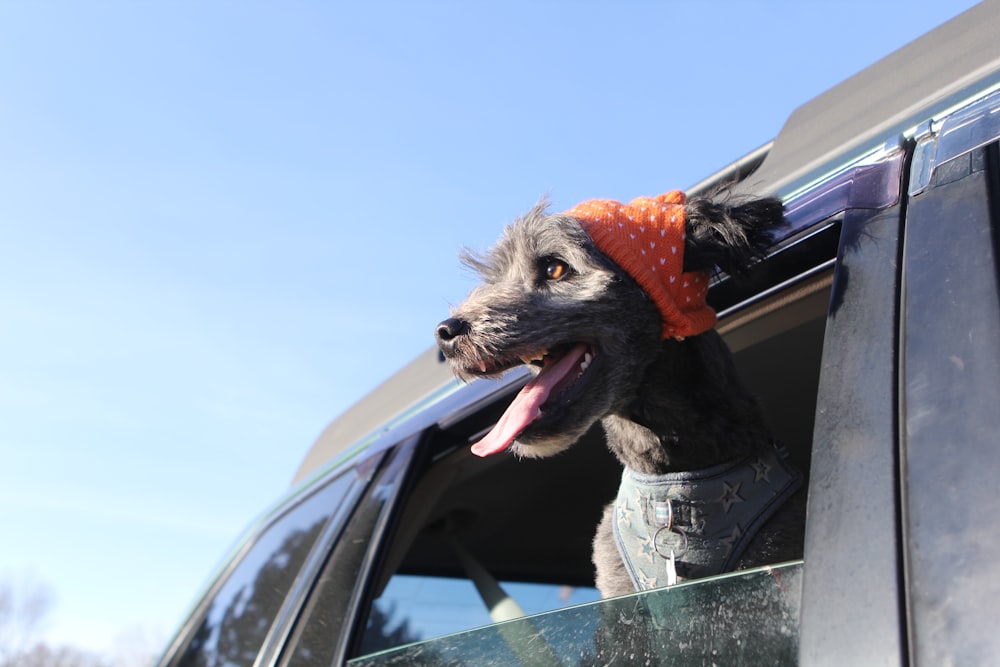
[682,196,785,276]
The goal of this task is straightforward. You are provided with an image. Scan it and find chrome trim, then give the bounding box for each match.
[909,88,1000,195]
[908,121,938,194]
[781,138,906,239]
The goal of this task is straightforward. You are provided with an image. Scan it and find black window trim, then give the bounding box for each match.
[898,139,1000,665]
[253,450,387,667]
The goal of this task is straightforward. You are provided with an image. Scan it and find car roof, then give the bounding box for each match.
[292,0,1000,486]
[730,0,1000,199]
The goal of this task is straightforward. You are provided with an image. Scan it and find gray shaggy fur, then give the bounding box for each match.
[436,195,805,598]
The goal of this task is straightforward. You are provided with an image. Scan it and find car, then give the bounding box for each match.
[156,3,1000,665]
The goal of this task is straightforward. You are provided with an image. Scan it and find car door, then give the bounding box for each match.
[800,89,1000,666]
[899,92,1000,666]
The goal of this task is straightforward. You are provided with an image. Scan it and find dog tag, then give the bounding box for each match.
[666,549,678,586]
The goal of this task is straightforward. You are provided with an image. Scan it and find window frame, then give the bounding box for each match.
[796,201,908,663]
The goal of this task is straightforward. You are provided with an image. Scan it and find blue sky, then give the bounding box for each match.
[0,0,980,656]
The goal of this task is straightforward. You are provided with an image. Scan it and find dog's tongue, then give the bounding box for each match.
[471,344,589,457]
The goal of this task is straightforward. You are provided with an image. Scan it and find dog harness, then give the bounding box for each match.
[566,190,716,340]
[612,442,802,591]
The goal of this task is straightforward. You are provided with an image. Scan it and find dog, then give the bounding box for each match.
[435,190,805,598]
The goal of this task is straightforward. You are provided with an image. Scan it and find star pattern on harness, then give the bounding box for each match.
[720,524,744,560]
[636,533,656,563]
[613,444,803,591]
[718,480,745,513]
[637,567,660,591]
[750,457,772,483]
[618,497,634,530]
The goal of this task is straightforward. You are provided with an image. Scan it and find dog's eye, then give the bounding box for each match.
[543,258,569,281]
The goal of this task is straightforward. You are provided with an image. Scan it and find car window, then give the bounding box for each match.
[169,469,359,667]
[359,574,600,654]
[342,417,623,658]
[348,562,802,666]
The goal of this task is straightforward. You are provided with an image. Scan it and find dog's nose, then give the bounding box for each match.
[436,317,469,343]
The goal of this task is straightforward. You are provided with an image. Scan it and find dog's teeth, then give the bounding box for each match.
[478,361,487,373]
[581,352,593,371]
[521,350,548,365]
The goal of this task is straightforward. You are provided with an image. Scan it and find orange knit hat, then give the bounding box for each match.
[565,190,716,339]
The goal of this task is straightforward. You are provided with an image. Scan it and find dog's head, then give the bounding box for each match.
[436,191,784,460]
